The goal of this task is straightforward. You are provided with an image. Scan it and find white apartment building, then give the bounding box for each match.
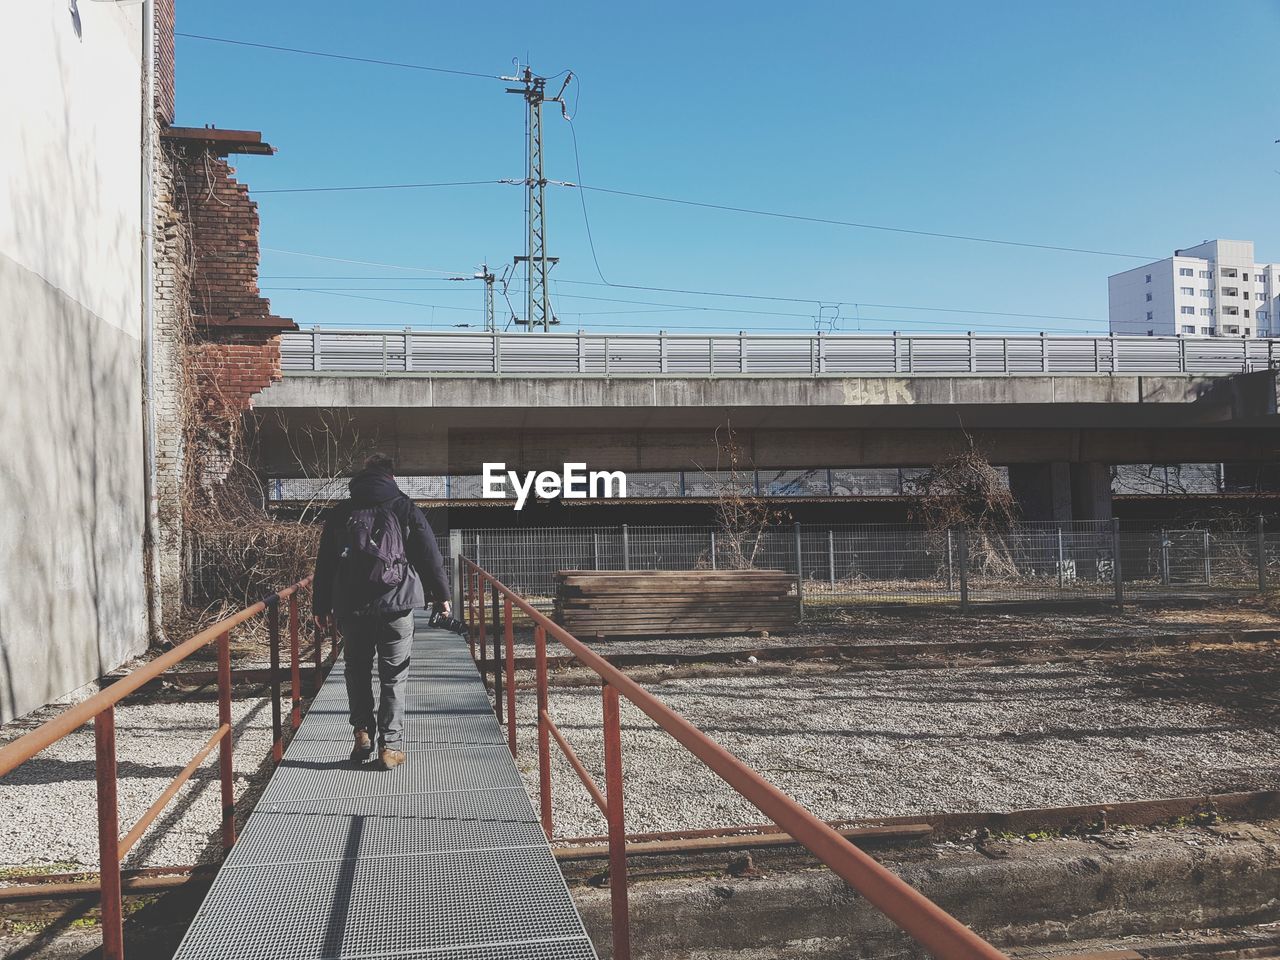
[1108,239,1276,338]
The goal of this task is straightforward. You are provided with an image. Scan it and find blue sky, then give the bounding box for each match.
[175,1,1280,335]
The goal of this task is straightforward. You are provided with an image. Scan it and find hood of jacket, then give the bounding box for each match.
[348,468,403,506]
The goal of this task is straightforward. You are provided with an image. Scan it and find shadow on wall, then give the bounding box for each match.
[0,9,147,722]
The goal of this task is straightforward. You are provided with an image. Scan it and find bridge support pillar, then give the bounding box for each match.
[1009,461,1112,522]
[1069,462,1113,522]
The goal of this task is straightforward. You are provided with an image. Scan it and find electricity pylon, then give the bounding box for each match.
[504,67,571,331]
[475,263,496,332]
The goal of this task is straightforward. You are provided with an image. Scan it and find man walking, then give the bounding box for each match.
[313,454,451,769]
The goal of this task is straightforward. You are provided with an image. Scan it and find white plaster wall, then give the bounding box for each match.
[0,2,148,721]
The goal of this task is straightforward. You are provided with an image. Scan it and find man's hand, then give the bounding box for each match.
[436,601,451,617]
[314,612,333,631]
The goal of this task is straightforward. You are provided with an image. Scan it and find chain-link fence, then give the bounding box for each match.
[455,518,1277,619]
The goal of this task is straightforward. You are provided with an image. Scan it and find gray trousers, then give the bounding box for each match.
[340,611,414,748]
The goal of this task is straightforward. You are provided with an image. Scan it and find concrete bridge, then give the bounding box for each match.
[254,331,1279,521]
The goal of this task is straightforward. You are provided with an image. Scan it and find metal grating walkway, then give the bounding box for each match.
[173,620,598,960]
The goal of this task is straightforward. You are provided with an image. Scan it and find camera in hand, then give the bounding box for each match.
[428,608,467,635]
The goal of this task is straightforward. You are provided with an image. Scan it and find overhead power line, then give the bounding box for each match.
[260,247,472,276]
[255,179,514,195]
[266,286,1101,334]
[551,182,1159,260]
[256,276,1104,325]
[175,33,503,80]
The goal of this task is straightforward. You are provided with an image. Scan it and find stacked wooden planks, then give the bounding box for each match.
[554,569,799,637]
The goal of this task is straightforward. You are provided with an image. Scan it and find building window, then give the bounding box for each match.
[1178,267,1194,277]
[1224,306,1240,316]
[1200,327,1211,334]
[1180,325,1195,333]
[1200,308,1213,316]
[1199,270,1212,278]
[1222,268,1238,278]
[1180,306,1195,315]
[1223,287,1238,297]
[1244,309,1250,318]
[1200,289,1213,297]
[1145,274,1152,282]
[1243,273,1249,281]
[1245,328,1251,335]
[1179,286,1194,295]
[1145,292,1153,302]
[1260,310,1270,320]
[1146,311,1153,320]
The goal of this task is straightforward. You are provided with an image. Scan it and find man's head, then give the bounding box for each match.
[363,453,395,475]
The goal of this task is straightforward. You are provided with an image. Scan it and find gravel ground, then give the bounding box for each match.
[0,695,275,871]
[510,600,1276,659]
[510,656,1280,840]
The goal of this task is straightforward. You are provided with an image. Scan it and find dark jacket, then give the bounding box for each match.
[313,469,451,618]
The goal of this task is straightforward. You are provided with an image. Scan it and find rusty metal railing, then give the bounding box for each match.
[461,557,1009,960]
[0,575,334,960]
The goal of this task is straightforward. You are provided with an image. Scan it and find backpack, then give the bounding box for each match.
[338,503,409,606]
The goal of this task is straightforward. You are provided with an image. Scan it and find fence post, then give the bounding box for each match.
[1112,518,1124,608]
[1259,517,1269,593]
[622,524,630,571]
[1203,529,1212,585]
[94,707,124,960]
[709,531,717,570]
[1056,525,1065,591]
[1160,528,1171,586]
[535,625,553,838]
[957,526,970,614]
[794,522,805,619]
[946,529,955,592]
[602,683,631,960]
[828,529,836,588]
[594,532,601,571]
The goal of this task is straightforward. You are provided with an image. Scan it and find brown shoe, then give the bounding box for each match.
[351,729,374,763]
[379,746,405,770]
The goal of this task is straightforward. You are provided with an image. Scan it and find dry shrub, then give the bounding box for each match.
[909,437,1020,578]
[695,422,788,569]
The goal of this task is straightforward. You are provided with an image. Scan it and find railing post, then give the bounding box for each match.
[464,561,476,660]
[659,329,668,373]
[535,625,553,839]
[1112,518,1124,608]
[269,600,283,764]
[403,327,412,372]
[1203,529,1212,585]
[313,617,324,695]
[492,584,503,725]
[1259,516,1269,593]
[311,328,321,372]
[479,573,488,675]
[217,630,237,850]
[449,530,464,616]
[1160,527,1171,586]
[958,526,970,614]
[794,522,805,619]
[621,524,630,571]
[288,594,302,732]
[577,329,585,373]
[94,707,124,960]
[504,595,517,756]
[709,530,717,570]
[602,682,631,960]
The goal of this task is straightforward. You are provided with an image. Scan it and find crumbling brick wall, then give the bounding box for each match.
[167,139,294,491]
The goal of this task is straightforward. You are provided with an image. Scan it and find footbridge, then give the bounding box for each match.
[0,568,1011,960]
